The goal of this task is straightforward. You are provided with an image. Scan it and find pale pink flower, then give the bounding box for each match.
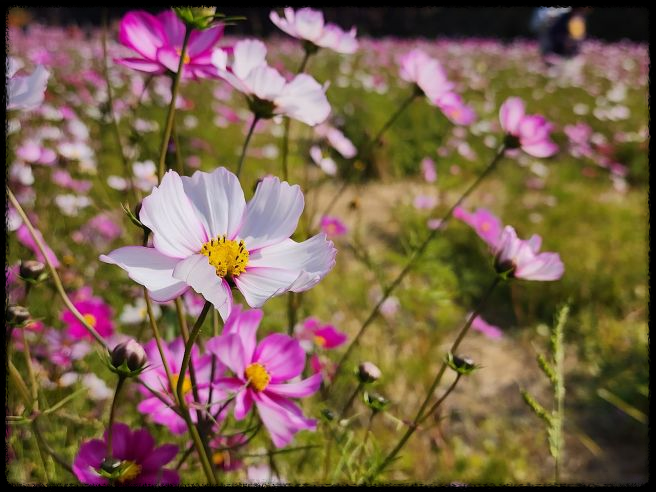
[101,168,336,321]
[8,56,50,111]
[212,39,330,126]
[436,92,477,126]
[310,146,338,176]
[453,207,503,249]
[399,49,454,101]
[494,226,564,281]
[470,315,503,339]
[421,157,437,183]
[319,216,348,237]
[270,8,358,54]
[499,97,558,158]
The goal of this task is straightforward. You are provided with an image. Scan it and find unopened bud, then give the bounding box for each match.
[357,362,382,384]
[109,339,148,377]
[446,352,479,375]
[363,391,389,413]
[19,260,46,281]
[8,305,30,325]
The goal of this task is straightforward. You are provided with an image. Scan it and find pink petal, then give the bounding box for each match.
[188,25,224,57]
[253,334,305,383]
[266,373,322,398]
[115,57,166,74]
[499,97,525,135]
[254,392,316,448]
[206,334,246,377]
[119,11,164,60]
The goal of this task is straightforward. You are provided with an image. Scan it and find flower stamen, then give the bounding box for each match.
[244,362,271,392]
[200,236,249,278]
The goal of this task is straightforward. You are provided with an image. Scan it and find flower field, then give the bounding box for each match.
[6,8,648,485]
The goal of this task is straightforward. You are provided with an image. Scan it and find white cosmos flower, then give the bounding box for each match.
[101,168,337,321]
[211,39,330,126]
[8,56,50,112]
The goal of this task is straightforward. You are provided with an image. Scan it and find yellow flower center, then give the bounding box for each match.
[326,224,337,235]
[244,362,271,392]
[83,314,97,327]
[117,461,142,483]
[314,335,327,347]
[480,222,491,232]
[172,373,193,396]
[176,48,191,65]
[212,451,227,466]
[200,236,249,278]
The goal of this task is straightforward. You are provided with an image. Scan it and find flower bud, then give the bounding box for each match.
[174,7,218,30]
[363,391,389,413]
[357,361,382,384]
[446,352,479,375]
[7,305,30,325]
[19,260,46,281]
[109,339,148,377]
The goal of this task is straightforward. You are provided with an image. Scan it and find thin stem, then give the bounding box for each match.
[339,382,364,421]
[157,27,191,181]
[7,188,107,348]
[106,377,126,455]
[172,117,185,175]
[419,373,462,425]
[331,145,506,384]
[367,276,501,482]
[237,115,259,178]
[286,292,298,335]
[32,420,75,477]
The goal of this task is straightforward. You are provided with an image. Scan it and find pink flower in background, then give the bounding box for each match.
[494,226,564,281]
[453,207,503,248]
[310,146,338,176]
[294,317,347,352]
[16,140,57,165]
[320,216,348,237]
[44,328,92,367]
[101,168,336,321]
[413,195,438,210]
[322,126,357,159]
[208,306,322,448]
[117,9,224,80]
[212,40,331,126]
[138,337,222,435]
[499,97,558,158]
[270,8,358,54]
[87,213,123,242]
[73,423,179,485]
[436,92,477,126]
[16,223,61,268]
[61,293,114,340]
[470,315,503,339]
[399,49,454,101]
[421,157,437,183]
[8,56,50,111]
[52,169,93,193]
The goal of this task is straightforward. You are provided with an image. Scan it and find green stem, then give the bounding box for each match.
[419,373,462,426]
[367,276,501,482]
[237,115,259,178]
[339,382,364,421]
[7,188,107,348]
[106,376,126,455]
[331,144,506,384]
[157,27,191,181]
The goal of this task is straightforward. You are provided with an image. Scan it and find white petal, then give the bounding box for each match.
[232,39,268,80]
[245,65,286,102]
[239,176,304,250]
[100,246,188,302]
[234,268,300,308]
[139,170,208,258]
[181,168,246,240]
[276,73,331,126]
[172,254,232,319]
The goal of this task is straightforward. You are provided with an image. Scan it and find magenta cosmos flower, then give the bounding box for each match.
[270,8,358,54]
[294,317,347,353]
[470,315,503,340]
[117,9,224,79]
[61,291,114,340]
[399,49,454,102]
[320,216,348,237]
[499,97,558,158]
[101,168,336,321]
[453,206,503,249]
[212,39,330,126]
[73,423,179,485]
[138,337,224,435]
[8,56,50,111]
[494,226,564,281]
[207,306,322,448]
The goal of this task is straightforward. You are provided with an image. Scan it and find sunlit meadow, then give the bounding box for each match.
[6,8,648,485]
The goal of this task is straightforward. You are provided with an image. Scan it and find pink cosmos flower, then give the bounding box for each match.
[100,168,336,321]
[208,306,322,448]
[44,328,92,367]
[453,207,503,249]
[499,97,558,158]
[294,317,347,353]
[436,92,477,126]
[16,223,60,268]
[413,195,438,210]
[117,9,224,80]
[8,56,50,111]
[16,140,57,165]
[399,49,454,102]
[61,292,114,340]
[470,315,503,339]
[212,39,330,126]
[310,146,338,176]
[315,124,357,159]
[421,157,437,183]
[270,8,358,54]
[73,423,179,485]
[494,226,564,281]
[138,337,223,435]
[320,216,348,237]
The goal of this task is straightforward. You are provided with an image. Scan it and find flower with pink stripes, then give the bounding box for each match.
[100,167,336,320]
[499,97,558,158]
[207,306,322,448]
[494,226,564,281]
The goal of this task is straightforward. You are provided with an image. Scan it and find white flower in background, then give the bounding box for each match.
[310,146,338,176]
[119,298,162,325]
[55,194,92,216]
[7,56,50,111]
